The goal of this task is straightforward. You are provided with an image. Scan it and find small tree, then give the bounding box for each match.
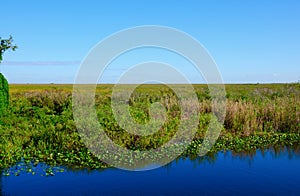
[0,35,17,110]
[0,35,17,62]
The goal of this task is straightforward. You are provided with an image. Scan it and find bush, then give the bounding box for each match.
[0,73,9,110]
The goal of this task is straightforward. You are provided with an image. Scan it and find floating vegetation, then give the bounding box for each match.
[2,158,65,177]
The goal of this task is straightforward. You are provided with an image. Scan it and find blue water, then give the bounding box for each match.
[1,148,300,195]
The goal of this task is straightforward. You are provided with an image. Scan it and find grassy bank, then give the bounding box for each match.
[0,83,299,169]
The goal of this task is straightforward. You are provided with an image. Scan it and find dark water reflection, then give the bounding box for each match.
[2,146,300,195]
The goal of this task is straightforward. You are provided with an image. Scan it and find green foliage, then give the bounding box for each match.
[0,73,9,110]
[0,35,17,62]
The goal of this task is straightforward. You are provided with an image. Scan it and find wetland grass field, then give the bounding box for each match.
[0,83,299,171]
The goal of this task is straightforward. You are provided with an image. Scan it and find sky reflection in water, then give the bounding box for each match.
[2,147,300,195]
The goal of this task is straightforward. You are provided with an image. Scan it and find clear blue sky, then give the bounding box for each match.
[1,0,299,83]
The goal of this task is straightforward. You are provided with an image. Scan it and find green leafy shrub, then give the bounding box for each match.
[0,73,9,110]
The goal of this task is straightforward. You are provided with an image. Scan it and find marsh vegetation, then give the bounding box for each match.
[0,83,299,170]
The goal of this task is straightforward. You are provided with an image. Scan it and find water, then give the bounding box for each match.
[1,148,300,195]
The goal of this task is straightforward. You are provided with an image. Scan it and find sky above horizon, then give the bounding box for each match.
[1,0,300,84]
